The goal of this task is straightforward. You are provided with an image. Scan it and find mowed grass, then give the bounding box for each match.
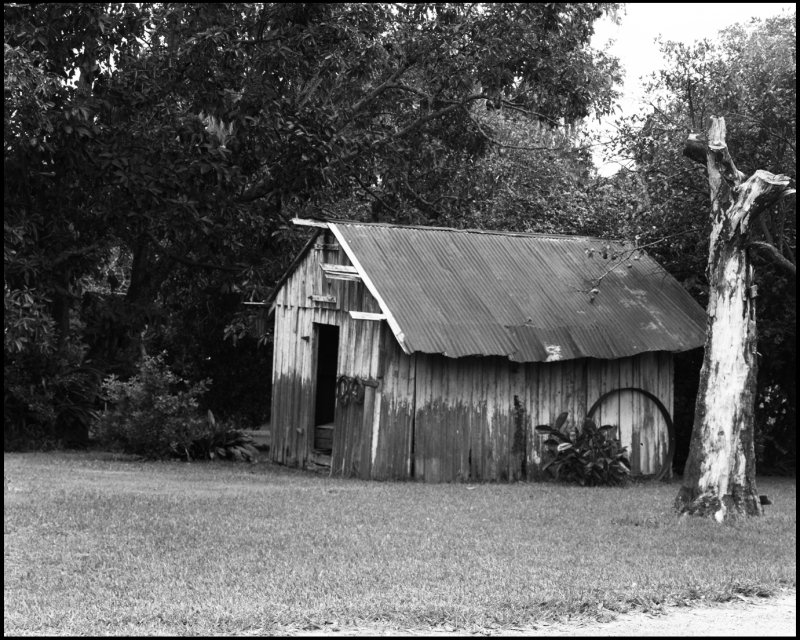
[4,452,796,636]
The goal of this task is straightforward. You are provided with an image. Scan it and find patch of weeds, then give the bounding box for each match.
[731,583,776,598]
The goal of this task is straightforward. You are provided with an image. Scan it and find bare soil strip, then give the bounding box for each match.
[287,591,796,637]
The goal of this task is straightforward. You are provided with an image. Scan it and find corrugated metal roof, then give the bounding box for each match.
[331,221,707,362]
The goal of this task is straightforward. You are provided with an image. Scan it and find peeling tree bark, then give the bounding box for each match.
[676,117,795,521]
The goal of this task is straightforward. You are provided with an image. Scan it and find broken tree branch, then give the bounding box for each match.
[748,240,797,277]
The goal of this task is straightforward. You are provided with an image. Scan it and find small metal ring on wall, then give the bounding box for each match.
[348,378,365,404]
[336,375,366,405]
[336,375,351,404]
[586,387,675,482]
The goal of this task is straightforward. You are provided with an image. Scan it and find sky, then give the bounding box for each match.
[589,2,795,175]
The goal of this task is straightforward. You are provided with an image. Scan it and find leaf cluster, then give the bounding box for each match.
[535,411,631,486]
[188,411,259,463]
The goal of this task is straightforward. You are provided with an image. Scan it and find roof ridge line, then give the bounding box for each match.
[322,218,622,242]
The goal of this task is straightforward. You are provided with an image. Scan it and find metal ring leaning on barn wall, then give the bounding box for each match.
[586,387,676,482]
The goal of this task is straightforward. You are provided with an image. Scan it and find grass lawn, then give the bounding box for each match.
[4,451,796,636]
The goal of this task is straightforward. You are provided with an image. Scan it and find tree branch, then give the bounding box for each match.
[391,93,487,140]
[402,174,445,219]
[758,214,775,247]
[353,175,400,216]
[238,182,277,205]
[748,240,797,277]
[732,170,796,233]
[498,100,563,128]
[470,114,564,152]
[706,116,746,188]
[349,60,417,116]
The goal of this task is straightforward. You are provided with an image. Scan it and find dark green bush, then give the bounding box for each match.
[535,412,630,486]
[93,353,258,462]
[93,353,210,459]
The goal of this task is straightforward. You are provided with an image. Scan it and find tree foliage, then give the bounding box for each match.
[4,2,621,446]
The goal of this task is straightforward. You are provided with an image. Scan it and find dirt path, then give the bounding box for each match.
[520,591,796,637]
[289,590,796,637]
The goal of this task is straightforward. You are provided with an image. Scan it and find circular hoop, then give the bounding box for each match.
[336,375,351,404]
[587,387,675,482]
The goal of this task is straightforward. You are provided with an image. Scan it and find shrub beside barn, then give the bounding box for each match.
[266,220,706,482]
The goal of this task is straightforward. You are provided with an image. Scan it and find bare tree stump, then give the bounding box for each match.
[676,116,795,521]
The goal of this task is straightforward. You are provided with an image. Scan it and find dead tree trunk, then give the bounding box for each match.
[676,116,795,521]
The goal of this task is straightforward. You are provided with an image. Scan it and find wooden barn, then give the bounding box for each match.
[266,219,706,482]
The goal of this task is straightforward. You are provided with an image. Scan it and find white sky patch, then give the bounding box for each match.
[589,2,795,176]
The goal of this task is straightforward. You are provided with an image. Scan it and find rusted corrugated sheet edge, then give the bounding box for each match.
[328,223,413,355]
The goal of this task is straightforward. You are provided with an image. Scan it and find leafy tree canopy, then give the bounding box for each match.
[4,2,621,443]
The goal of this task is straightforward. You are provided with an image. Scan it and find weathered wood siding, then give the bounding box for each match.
[374,349,674,482]
[370,326,415,480]
[270,232,382,471]
[272,234,674,481]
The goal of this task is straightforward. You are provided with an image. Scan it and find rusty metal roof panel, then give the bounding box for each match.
[332,222,707,362]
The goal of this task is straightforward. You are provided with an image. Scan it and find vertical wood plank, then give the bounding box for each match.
[348,319,364,476]
[436,356,447,482]
[563,360,576,427]
[462,358,473,481]
[658,351,674,479]
[369,324,383,478]
[508,361,524,481]
[497,359,505,481]
[536,361,550,476]
[585,358,603,426]
[526,362,539,478]
[479,357,489,481]
[407,352,417,479]
[433,355,445,483]
[603,358,621,438]
[286,305,299,465]
[418,354,431,482]
[413,354,428,481]
[469,357,482,480]
[428,354,441,483]
[446,356,455,482]
[632,354,646,474]
[506,360,519,481]
[332,319,348,476]
[270,307,283,464]
[666,351,674,480]
[479,358,491,481]
[360,386,375,479]
[645,352,660,474]
[297,309,308,467]
[456,358,468,480]
[619,357,636,474]
[495,359,507,481]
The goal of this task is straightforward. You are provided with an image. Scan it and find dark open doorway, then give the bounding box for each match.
[313,323,339,453]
